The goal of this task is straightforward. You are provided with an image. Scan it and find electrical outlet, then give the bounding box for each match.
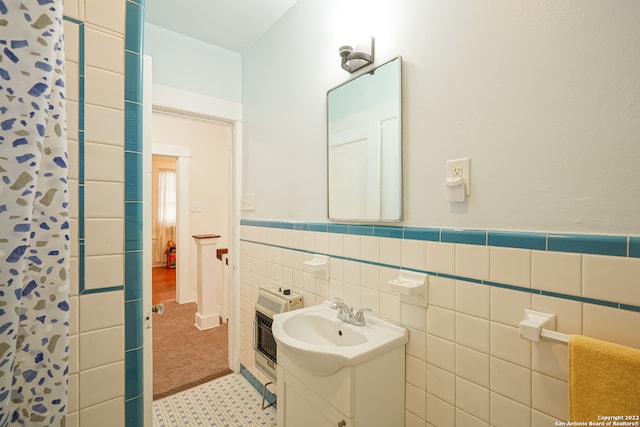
[446,158,471,195]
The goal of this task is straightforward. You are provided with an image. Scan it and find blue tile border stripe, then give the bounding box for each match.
[239,364,277,408]
[239,220,640,313]
[63,17,89,295]
[441,229,487,245]
[630,237,640,258]
[123,1,145,425]
[240,219,639,257]
[488,231,546,251]
[81,286,124,295]
[548,233,628,257]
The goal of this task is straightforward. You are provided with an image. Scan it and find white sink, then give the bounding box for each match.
[272,302,408,375]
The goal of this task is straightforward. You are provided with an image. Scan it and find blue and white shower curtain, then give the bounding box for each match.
[0,1,69,425]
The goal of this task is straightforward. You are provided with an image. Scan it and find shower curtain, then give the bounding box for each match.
[0,1,69,426]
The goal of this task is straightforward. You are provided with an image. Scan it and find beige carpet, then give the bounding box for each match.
[152,300,232,400]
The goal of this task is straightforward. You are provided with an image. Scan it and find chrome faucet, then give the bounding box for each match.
[329,297,371,326]
[329,297,352,322]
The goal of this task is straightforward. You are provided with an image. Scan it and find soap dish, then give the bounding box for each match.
[388,270,427,296]
[303,254,329,277]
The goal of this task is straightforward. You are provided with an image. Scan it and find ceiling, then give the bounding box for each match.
[144,0,300,53]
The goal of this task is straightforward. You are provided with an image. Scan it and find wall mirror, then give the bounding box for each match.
[327,56,402,222]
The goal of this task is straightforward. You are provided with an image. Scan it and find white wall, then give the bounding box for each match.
[145,23,242,103]
[241,0,640,234]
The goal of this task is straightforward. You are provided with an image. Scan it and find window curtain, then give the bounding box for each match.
[0,2,69,426]
[154,169,177,264]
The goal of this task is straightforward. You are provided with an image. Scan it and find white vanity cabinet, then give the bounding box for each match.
[276,345,405,427]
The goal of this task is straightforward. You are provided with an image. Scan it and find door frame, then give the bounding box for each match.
[151,145,193,304]
[143,56,243,424]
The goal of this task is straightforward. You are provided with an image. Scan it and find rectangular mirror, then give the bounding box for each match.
[327,56,402,222]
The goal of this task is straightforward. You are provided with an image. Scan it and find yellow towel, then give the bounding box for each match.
[569,334,640,422]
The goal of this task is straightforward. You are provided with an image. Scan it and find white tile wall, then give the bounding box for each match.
[427,335,455,372]
[85,67,124,110]
[380,236,401,265]
[79,326,125,370]
[456,409,488,427]
[426,242,455,275]
[79,361,125,409]
[456,345,489,388]
[84,255,124,290]
[84,0,125,34]
[583,303,640,348]
[66,63,79,101]
[67,140,79,180]
[531,250,582,295]
[490,322,531,368]
[84,182,124,217]
[490,287,531,327]
[401,239,426,270]
[531,294,583,334]
[79,397,125,427]
[85,28,124,74]
[489,246,531,287]
[426,394,454,426]
[84,143,124,182]
[426,363,455,404]
[456,376,489,422]
[361,235,380,262]
[531,372,568,420]
[407,355,426,389]
[426,306,455,340]
[79,291,124,333]
[239,225,640,426]
[583,254,640,306]
[84,219,124,256]
[456,313,490,353]
[406,382,426,419]
[455,244,489,280]
[455,280,489,318]
[68,373,79,413]
[63,0,80,21]
[490,392,531,427]
[490,357,531,405]
[67,101,80,141]
[427,276,455,310]
[63,8,129,421]
[85,105,125,146]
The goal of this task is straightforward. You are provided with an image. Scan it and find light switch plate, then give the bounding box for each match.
[241,193,256,211]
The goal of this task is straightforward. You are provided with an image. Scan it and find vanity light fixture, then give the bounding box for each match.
[339,36,375,73]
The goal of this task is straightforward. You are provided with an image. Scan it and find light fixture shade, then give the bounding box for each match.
[339,37,374,73]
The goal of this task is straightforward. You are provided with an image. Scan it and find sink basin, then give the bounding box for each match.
[272,302,408,375]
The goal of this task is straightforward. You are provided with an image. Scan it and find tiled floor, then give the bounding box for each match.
[153,373,277,427]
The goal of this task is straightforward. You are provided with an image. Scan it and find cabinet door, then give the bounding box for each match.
[281,370,353,427]
[283,385,351,427]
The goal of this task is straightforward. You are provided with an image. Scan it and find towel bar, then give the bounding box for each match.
[539,328,569,345]
[519,309,569,344]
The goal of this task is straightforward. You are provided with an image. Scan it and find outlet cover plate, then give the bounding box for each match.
[446,157,471,195]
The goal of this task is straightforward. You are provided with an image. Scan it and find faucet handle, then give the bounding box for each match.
[353,307,372,324]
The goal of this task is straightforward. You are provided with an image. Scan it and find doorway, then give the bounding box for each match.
[142,57,244,418]
[149,110,234,399]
